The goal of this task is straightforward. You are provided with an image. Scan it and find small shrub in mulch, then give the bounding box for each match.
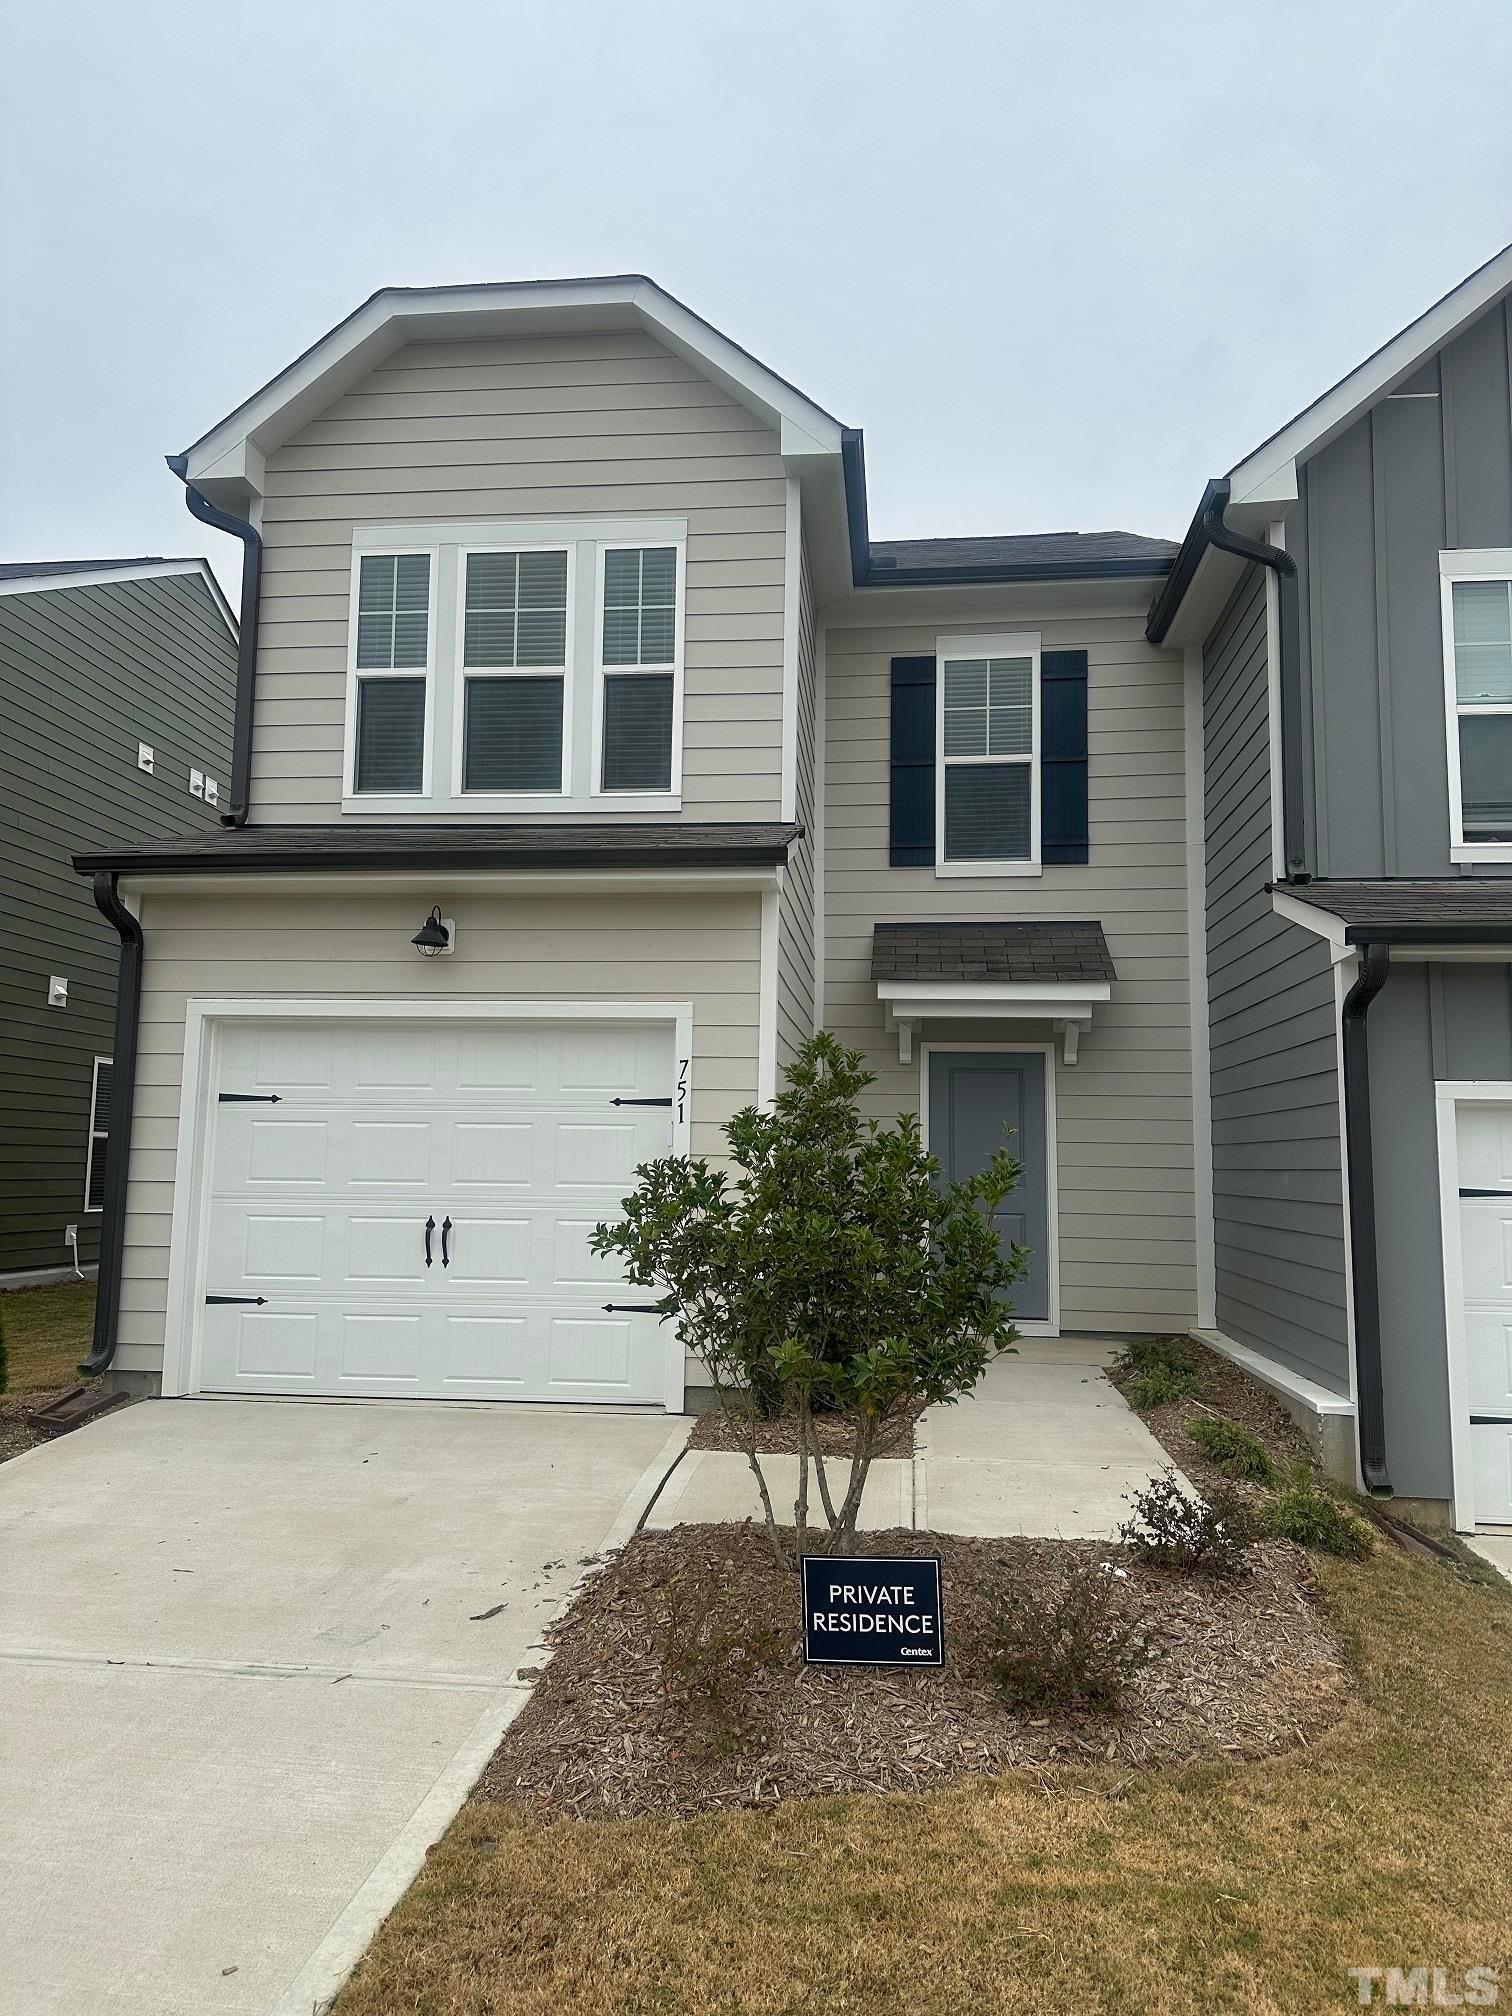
[1116,1336,1201,1410]
[1107,1337,1315,1507]
[1264,1470,1375,1560]
[987,1555,1152,1713]
[1118,1468,1256,1582]
[473,1522,1347,1822]
[1186,1412,1279,1486]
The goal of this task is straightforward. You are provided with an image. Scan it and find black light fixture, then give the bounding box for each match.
[412,905,451,958]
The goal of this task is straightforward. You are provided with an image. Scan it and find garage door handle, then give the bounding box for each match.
[441,1216,452,1267]
[424,1215,435,1267]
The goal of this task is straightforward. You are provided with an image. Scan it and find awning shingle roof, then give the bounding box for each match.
[871,921,1116,985]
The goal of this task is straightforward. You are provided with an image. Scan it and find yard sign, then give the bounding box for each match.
[800,1555,944,1667]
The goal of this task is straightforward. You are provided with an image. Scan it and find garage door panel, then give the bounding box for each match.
[1459,1106,1512,1525]
[1466,1310,1512,1414]
[196,1018,676,1404]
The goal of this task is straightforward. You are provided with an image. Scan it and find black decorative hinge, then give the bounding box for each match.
[603,1302,664,1314]
[1460,1188,1512,1198]
[219,1093,282,1104]
[611,1096,673,1108]
[205,1294,268,1306]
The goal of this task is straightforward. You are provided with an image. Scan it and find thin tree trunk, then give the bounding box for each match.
[795,1391,812,1561]
[706,1339,784,1567]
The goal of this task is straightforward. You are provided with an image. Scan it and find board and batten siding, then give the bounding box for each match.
[112,888,761,1382]
[1203,566,1349,1391]
[821,595,1198,1333]
[776,539,819,1063]
[1293,294,1512,877]
[0,576,235,1273]
[251,329,789,824]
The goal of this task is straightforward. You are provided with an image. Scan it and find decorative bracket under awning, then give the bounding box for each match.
[876,978,1113,1068]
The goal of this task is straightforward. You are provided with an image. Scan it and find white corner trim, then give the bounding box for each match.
[1263,520,1287,882]
[160,998,695,1407]
[1432,1084,1484,1532]
[1183,644,1216,1330]
[780,478,802,824]
[758,883,780,1106]
[1190,1329,1357,1419]
[812,620,827,1033]
[1331,956,1361,1429]
[1228,243,1512,509]
[0,558,238,642]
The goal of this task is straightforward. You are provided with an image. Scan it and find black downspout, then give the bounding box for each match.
[1341,941,1392,1493]
[80,874,144,1377]
[165,454,261,828]
[1197,483,1308,882]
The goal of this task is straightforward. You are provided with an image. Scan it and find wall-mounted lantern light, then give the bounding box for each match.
[411,906,453,958]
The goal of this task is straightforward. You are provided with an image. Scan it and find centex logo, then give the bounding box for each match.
[1348,1968,1500,2007]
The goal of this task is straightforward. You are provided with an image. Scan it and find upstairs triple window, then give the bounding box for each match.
[345,518,685,813]
[1441,552,1512,861]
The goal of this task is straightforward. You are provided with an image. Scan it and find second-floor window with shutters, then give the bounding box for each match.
[343,517,686,814]
[935,632,1042,872]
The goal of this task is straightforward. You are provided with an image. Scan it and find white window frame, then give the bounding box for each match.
[341,539,439,807]
[1440,549,1512,863]
[934,630,1042,878]
[84,1055,111,1213]
[451,539,576,803]
[342,517,686,818]
[591,539,686,798]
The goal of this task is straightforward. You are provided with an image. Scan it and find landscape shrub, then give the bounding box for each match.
[1263,1470,1375,1560]
[643,1580,786,1756]
[1186,1413,1278,1485]
[1116,1336,1200,1410]
[988,1555,1151,1712]
[1118,1468,1255,1581]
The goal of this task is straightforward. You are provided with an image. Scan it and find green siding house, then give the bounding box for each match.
[0,559,236,1280]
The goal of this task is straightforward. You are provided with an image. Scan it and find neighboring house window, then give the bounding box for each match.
[85,1057,112,1212]
[1441,552,1512,860]
[345,518,685,813]
[935,632,1041,873]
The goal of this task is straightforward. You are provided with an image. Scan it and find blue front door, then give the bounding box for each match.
[928,1049,1050,1322]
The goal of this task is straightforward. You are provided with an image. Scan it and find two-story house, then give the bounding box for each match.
[1,558,236,1283]
[1151,242,1512,1531]
[73,278,1194,1421]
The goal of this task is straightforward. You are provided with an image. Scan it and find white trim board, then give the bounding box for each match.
[160,998,694,1414]
[919,1040,1060,1336]
[1183,643,1216,1330]
[0,558,238,641]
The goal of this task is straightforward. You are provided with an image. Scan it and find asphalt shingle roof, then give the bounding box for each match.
[0,557,179,580]
[1284,879,1512,938]
[871,921,1116,985]
[868,532,1178,575]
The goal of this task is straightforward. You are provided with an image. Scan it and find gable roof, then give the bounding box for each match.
[1148,241,1512,644]
[0,556,238,639]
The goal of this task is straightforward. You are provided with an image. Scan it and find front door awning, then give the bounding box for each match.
[871,921,1116,1065]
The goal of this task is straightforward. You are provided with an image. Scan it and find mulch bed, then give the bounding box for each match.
[1106,1338,1315,1509]
[0,1390,63,1465]
[474,1521,1347,1822]
[688,1402,921,1458]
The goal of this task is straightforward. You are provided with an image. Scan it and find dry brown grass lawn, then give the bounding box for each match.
[1,1281,95,1395]
[336,1543,1512,2015]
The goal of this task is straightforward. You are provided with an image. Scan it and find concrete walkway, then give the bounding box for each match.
[0,1399,685,2016]
[920,1337,1185,1537]
[649,1339,1183,1541]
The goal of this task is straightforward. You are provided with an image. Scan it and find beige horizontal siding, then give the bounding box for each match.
[110,887,761,1376]
[251,329,788,823]
[821,599,1197,1335]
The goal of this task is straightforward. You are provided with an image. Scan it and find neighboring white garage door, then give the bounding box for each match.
[197,1019,675,1404]
[1458,1104,1512,1524]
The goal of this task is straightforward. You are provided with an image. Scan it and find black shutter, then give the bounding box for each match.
[1040,649,1088,865]
[889,655,936,865]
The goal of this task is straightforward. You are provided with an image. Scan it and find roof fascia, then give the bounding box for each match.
[0,559,237,641]
[179,278,845,506]
[1228,243,1512,511]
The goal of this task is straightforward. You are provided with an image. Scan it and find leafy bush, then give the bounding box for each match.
[1116,1337,1200,1410]
[594,1032,1026,1561]
[1263,1471,1375,1560]
[643,1581,786,1757]
[989,1555,1151,1713]
[1186,1413,1278,1485]
[1118,1468,1255,1581]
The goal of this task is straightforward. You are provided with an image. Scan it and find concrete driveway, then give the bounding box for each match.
[0,1399,685,2016]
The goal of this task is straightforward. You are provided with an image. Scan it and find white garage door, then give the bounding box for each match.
[1458,1104,1512,1524]
[197,1019,675,1405]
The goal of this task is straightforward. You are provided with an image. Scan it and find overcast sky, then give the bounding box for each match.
[5,1,1511,596]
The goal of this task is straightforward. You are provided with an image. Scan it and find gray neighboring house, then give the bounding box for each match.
[0,559,237,1282]
[1150,240,1512,1529]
